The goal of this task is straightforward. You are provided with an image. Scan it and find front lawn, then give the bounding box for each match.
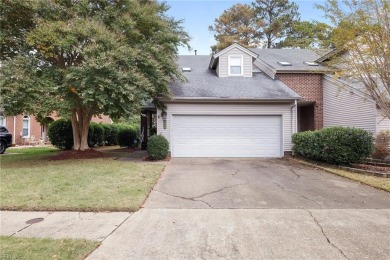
[0,147,164,211]
[0,236,98,260]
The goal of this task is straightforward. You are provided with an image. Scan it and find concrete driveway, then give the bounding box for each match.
[89,158,390,260]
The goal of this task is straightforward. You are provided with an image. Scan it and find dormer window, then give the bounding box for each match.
[228,56,243,76]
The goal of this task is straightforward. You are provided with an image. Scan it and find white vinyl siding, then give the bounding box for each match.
[376,109,390,134]
[157,102,296,156]
[218,47,252,77]
[323,75,376,133]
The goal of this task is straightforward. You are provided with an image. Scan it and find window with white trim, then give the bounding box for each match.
[22,115,30,137]
[229,56,243,76]
[0,113,5,127]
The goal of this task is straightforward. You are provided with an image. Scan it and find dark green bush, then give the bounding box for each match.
[102,124,118,146]
[292,127,374,164]
[48,119,73,150]
[150,126,157,136]
[147,135,169,160]
[88,123,105,147]
[117,125,139,147]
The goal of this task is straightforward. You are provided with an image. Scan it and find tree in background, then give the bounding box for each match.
[317,0,390,119]
[277,21,333,49]
[252,0,300,48]
[0,0,36,60]
[0,0,189,151]
[208,3,263,52]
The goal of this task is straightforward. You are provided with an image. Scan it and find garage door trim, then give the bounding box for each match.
[170,114,284,158]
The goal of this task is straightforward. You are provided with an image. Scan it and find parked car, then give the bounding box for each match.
[0,126,12,154]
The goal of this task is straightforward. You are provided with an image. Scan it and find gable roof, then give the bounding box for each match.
[209,43,259,69]
[315,48,344,63]
[250,49,333,74]
[167,55,300,101]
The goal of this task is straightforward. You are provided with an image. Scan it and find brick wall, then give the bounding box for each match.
[4,114,112,145]
[276,74,323,129]
[4,115,42,145]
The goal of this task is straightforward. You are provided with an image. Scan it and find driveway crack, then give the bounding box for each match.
[192,183,246,200]
[153,183,246,209]
[305,209,349,259]
[290,168,301,181]
[273,182,322,208]
[152,189,213,208]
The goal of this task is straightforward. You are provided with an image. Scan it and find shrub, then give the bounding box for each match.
[147,135,169,160]
[150,126,157,136]
[292,127,374,164]
[48,119,73,150]
[88,123,105,147]
[102,124,118,146]
[117,125,139,147]
[372,130,390,160]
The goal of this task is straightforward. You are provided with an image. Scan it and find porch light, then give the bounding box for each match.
[161,111,168,129]
[161,111,167,120]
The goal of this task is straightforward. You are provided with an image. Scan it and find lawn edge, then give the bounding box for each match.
[140,162,169,208]
[287,157,390,193]
[0,206,134,213]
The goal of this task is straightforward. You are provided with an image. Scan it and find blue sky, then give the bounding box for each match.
[165,0,329,55]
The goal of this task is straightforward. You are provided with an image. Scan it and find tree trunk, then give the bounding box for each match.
[70,107,93,151]
[267,35,272,48]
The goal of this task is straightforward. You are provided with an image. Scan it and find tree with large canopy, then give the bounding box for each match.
[252,0,300,48]
[0,0,190,151]
[317,0,390,119]
[208,3,263,52]
[277,21,333,49]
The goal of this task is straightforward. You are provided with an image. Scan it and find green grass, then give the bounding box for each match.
[1,147,60,167]
[291,158,390,192]
[0,236,98,260]
[0,147,164,211]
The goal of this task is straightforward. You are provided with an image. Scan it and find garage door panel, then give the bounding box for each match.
[172,115,282,157]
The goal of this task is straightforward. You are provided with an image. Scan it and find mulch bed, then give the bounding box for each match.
[143,156,171,162]
[46,149,112,161]
[350,163,390,173]
[289,155,390,176]
[98,147,140,153]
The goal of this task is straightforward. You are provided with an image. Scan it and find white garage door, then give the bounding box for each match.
[172,115,282,157]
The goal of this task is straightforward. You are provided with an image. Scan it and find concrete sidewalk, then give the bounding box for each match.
[87,208,390,260]
[2,209,389,259]
[0,211,131,241]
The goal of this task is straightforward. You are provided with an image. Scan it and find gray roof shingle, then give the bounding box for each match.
[250,49,331,72]
[169,55,300,100]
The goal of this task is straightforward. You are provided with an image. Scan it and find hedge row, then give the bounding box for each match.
[48,119,140,150]
[292,127,374,164]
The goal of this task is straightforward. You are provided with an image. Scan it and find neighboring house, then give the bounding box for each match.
[0,112,111,145]
[140,43,390,158]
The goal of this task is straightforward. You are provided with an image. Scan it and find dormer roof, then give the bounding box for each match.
[209,43,259,69]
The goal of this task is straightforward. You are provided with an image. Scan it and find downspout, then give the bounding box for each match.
[291,100,297,155]
[13,116,16,145]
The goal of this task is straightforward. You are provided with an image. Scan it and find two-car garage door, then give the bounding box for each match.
[171,115,282,157]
